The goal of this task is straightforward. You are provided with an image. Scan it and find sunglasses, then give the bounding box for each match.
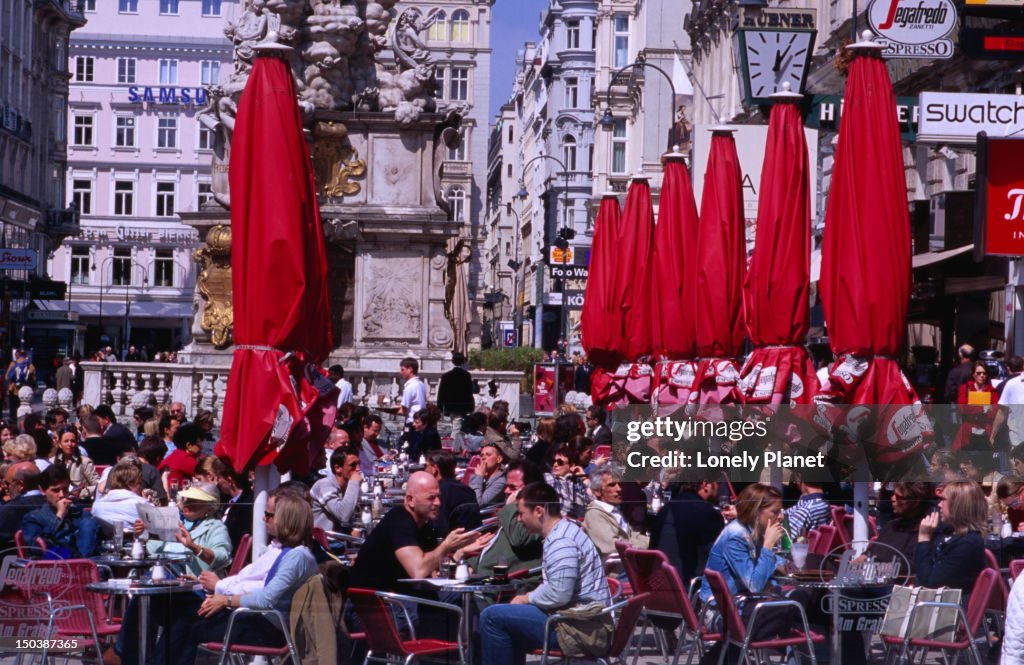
[553,458,569,465]
[975,371,988,376]
[263,511,275,520]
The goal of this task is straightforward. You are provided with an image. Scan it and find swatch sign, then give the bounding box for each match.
[868,0,956,59]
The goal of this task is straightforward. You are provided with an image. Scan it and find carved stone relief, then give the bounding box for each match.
[361,254,422,341]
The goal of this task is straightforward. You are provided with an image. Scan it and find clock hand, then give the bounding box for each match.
[772,50,784,73]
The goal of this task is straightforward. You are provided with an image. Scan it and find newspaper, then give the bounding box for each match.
[137,503,180,542]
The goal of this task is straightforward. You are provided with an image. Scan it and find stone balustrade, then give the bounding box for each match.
[74,362,525,424]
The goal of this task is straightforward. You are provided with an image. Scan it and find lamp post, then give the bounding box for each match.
[92,256,147,356]
[505,203,524,347]
[599,54,678,153]
[517,153,573,353]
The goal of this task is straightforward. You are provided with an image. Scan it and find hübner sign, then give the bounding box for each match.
[918,92,1024,144]
[868,0,956,59]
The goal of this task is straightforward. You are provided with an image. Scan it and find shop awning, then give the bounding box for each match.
[33,300,193,319]
[912,244,974,269]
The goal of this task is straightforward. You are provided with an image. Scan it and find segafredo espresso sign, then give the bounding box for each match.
[868,0,956,58]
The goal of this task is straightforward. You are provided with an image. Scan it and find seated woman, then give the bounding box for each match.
[861,481,935,574]
[49,426,99,499]
[92,459,148,526]
[699,483,806,665]
[400,408,442,460]
[916,480,987,599]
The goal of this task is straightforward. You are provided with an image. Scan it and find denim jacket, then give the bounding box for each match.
[20,503,100,558]
[699,519,780,604]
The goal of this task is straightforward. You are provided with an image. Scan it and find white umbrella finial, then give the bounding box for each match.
[848,30,885,52]
[769,81,804,102]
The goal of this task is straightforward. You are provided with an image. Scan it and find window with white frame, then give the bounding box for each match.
[72,179,92,215]
[611,120,627,174]
[566,20,580,49]
[117,57,136,84]
[118,0,137,13]
[70,247,90,285]
[115,116,136,147]
[565,77,579,108]
[79,0,95,10]
[197,182,213,209]
[614,14,630,68]
[157,118,178,149]
[198,125,215,150]
[434,67,446,98]
[563,135,578,171]
[451,10,470,42]
[449,67,468,101]
[155,182,176,217]
[74,56,94,82]
[154,249,174,287]
[159,0,179,14]
[201,0,221,16]
[428,11,447,40]
[200,61,220,86]
[114,180,134,216]
[72,114,94,146]
[447,186,466,222]
[112,248,132,286]
[447,140,466,161]
[158,59,178,85]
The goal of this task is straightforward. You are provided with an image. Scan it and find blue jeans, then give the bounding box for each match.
[479,603,559,665]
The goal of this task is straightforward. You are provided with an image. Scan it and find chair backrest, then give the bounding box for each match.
[608,592,650,658]
[658,561,703,631]
[606,576,621,601]
[813,525,837,556]
[14,530,46,558]
[965,568,1000,636]
[347,588,410,656]
[26,559,111,633]
[805,529,821,554]
[830,506,851,546]
[704,568,746,642]
[312,527,330,550]
[621,547,668,596]
[460,456,481,485]
[228,534,252,577]
[984,548,999,572]
[1011,559,1024,581]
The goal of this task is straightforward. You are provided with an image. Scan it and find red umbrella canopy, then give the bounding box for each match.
[615,178,656,360]
[696,131,746,359]
[581,193,624,367]
[739,99,818,405]
[216,54,336,475]
[653,153,699,360]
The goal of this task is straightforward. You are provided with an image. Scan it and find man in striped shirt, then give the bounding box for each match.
[786,477,832,538]
[479,482,611,665]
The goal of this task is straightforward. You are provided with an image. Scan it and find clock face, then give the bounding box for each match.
[742,30,814,101]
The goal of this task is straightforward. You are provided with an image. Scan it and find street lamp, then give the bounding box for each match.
[505,203,524,346]
[600,54,678,151]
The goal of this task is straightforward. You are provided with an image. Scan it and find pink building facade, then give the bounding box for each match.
[50,0,237,357]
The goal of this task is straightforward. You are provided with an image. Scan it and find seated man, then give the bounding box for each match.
[311,448,361,532]
[584,463,649,566]
[467,459,544,583]
[479,482,611,665]
[785,475,832,539]
[650,470,727,585]
[425,449,480,534]
[0,461,43,543]
[20,465,99,557]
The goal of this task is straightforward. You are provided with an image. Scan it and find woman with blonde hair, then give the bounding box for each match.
[2,433,36,463]
[92,459,147,525]
[916,480,987,596]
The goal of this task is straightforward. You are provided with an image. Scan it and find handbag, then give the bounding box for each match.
[880,585,963,641]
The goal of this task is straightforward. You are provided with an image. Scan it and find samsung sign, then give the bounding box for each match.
[128,86,208,106]
[918,92,1024,144]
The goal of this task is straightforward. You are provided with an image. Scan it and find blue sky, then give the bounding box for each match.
[489,0,549,121]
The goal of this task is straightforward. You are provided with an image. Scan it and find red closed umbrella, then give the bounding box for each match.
[693,129,746,403]
[215,53,337,477]
[616,178,656,361]
[653,153,699,360]
[581,193,624,368]
[819,37,928,461]
[740,94,819,405]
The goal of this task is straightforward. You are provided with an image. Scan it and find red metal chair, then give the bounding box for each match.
[805,529,821,554]
[607,576,622,602]
[704,568,823,665]
[613,540,635,596]
[1011,559,1024,581]
[594,444,612,461]
[227,533,252,577]
[811,525,837,556]
[831,506,878,546]
[460,455,481,485]
[25,559,121,658]
[880,567,999,665]
[311,527,330,550]
[199,607,299,665]
[14,529,46,558]
[347,587,465,665]
[531,592,650,665]
[984,548,1000,572]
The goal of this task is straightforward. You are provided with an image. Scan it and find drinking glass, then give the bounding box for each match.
[791,542,809,570]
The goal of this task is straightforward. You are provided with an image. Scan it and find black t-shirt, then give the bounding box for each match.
[351,506,439,591]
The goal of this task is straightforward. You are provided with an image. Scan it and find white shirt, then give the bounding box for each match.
[215,541,283,595]
[335,378,353,408]
[1000,375,1024,446]
[92,489,148,526]
[592,499,629,533]
[401,375,428,423]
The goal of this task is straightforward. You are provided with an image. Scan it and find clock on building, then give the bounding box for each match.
[735,9,817,106]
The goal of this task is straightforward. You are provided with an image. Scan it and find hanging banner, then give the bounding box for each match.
[974,134,1024,260]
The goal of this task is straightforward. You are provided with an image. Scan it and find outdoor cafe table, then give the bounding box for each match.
[86,579,202,665]
[399,577,518,664]
[90,552,190,574]
[775,575,893,665]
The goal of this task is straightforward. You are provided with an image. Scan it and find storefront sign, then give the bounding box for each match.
[868,0,956,58]
[127,86,208,107]
[975,135,1024,258]
[30,280,66,300]
[807,95,919,140]
[960,26,1024,59]
[918,92,1024,144]
[0,249,37,271]
[549,264,589,279]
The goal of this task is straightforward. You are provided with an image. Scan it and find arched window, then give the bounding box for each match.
[562,135,578,171]
[451,10,470,42]
[447,186,466,222]
[428,10,447,41]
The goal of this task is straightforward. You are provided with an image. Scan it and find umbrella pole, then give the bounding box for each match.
[252,465,281,559]
[852,481,869,555]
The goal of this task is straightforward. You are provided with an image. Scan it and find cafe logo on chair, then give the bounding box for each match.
[868,0,956,59]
